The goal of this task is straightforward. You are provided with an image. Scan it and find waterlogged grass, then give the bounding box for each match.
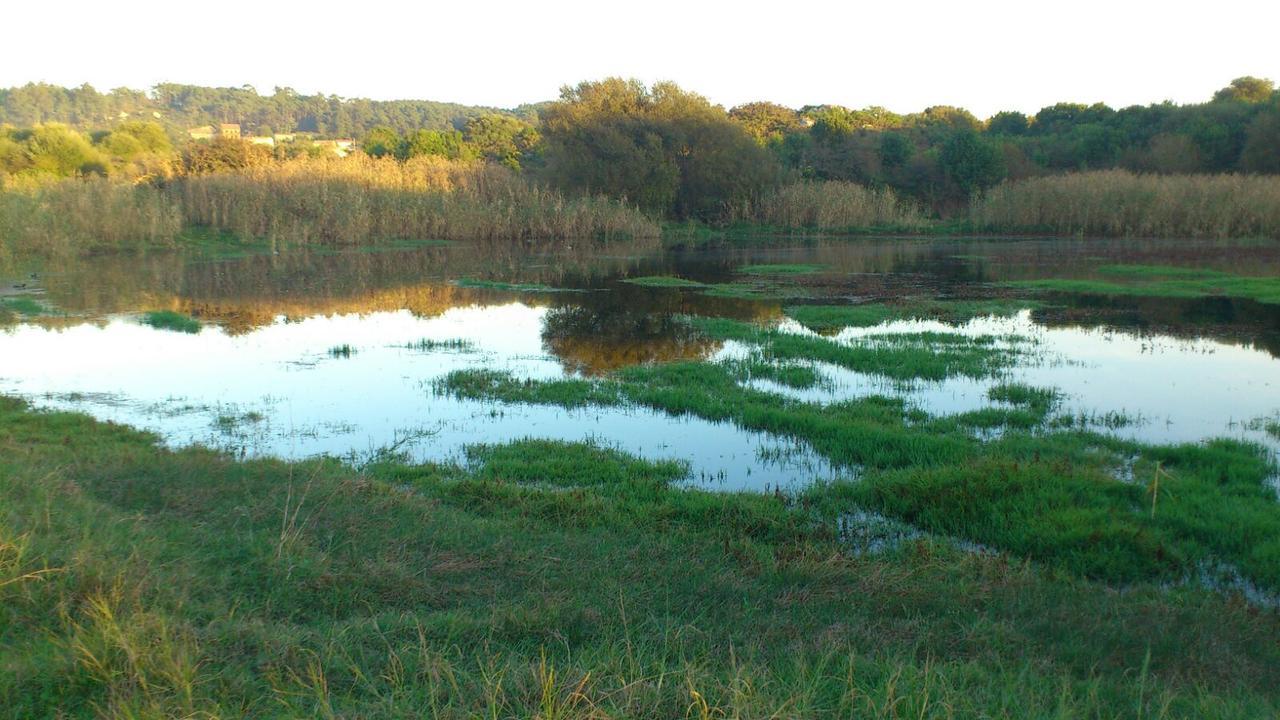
[402,338,475,352]
[785,299,1041,333]
[436,359,1280,596]
[700,281,815,300]
[737,263,829,275]
[1009,265,1280,305]
[463,438,689,487]
[454,278,575,293]
[620,275,708,288]
[328,344,356,358]
[140,310,201,334]
[687,316,1026,381]
[2,396,1279,716]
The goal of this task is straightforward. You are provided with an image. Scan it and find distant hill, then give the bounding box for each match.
[0,82,534,138]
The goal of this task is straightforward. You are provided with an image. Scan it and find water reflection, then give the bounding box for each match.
[3,236,1280,487]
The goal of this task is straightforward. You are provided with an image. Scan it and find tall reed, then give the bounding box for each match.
[178,156,660,245]
[0,177,181,261]
[733,181,928,231]
[970,170,1280,239]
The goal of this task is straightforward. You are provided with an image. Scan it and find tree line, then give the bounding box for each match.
[0,82,539,137]
[2,77,1276,221]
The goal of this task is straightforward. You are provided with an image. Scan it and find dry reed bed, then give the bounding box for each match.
[177,156,661,245]
[971,170,1280,239]
[735,181,929,231]
[0,178,180,261]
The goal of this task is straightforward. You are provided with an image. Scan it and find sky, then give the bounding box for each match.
[3,0,1278,118]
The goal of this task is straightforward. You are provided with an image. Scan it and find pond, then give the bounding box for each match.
[3,236,1279,491]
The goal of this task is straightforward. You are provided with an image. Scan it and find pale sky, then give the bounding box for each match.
[3,0,1277,118]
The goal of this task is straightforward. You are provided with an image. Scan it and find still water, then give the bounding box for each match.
[3,236,1278,490]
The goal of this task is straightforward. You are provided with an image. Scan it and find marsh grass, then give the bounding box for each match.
[402,338,475,352]
[620,275,708,288]
[437,357,1280,597]
[179,156,660,246]
[140,310,201,334]
[734,181,929,232]
[0,178,182,260]
[327,344,356,358]
[1008,264,1280,305]
[686,316,1026,381]
[3,395,1279,716]
[971,170,1280,239]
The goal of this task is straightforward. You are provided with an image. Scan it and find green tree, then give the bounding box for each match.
[1240,109,1280,173]
[939,130,1006,197]
[1213,76,1276,104]
[987,111,1029,136]
[361,126,402,158]
[401,129,473,161]
[729,102,802,144]
[540,78,778,220]
[463,114,539,169]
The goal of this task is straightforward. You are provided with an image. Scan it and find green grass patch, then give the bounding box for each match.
[687,316,1026,381]
[464,438,689,487]
[140,310,201,334]
[1009,265,1280,305]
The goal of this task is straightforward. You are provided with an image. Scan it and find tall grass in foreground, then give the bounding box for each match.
[971,170,1280,239]
[733,181,929,231]
[0,177,180,261]
[178,155,660,245]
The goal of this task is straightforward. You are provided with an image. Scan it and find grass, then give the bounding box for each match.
[140,310,201,334]
[784,299,1041,332]
[619,275,708,288]
[2,395,1279,716]
[436,357,1280,596]
[1007,264,1280,305]
[327,344,356,358]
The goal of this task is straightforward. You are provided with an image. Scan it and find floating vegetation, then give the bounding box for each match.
[785,299,1040,333]
[736,263,829,275]
[620,275,708,288]
[328,344,357,358]
[453,278,575,292]
[141,310,201,334]
[699,282,814,300]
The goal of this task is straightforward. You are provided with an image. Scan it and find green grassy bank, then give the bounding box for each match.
[2,397,1279,718]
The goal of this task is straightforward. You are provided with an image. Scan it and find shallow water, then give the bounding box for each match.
[3,236,1279,489]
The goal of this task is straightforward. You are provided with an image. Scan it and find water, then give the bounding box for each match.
[3,236,1279,489]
